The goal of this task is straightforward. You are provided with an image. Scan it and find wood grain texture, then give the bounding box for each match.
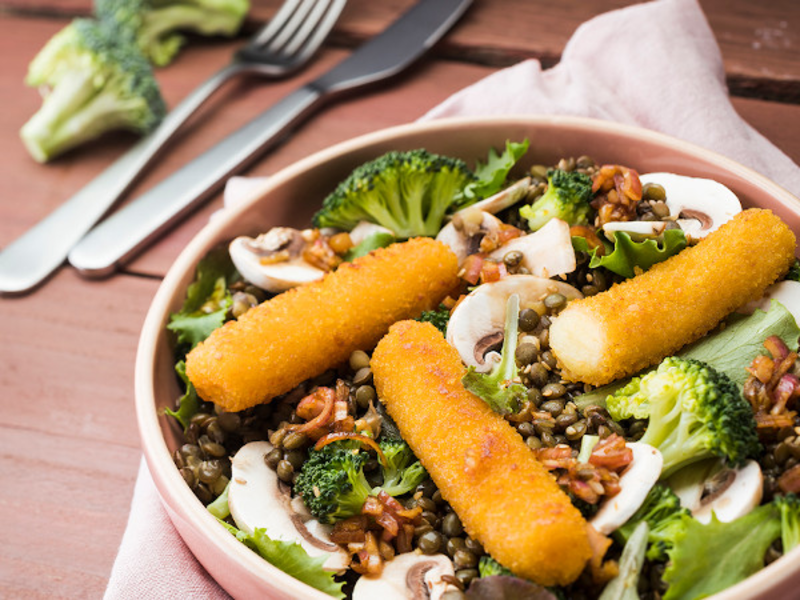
[0,271,158,599]
[2,0,798,100]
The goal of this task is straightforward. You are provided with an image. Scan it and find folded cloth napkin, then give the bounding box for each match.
[105,0,800,597]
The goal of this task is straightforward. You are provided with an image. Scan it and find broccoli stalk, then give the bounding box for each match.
[615,483,693,561]
[462,294,527,415]
[519,168,593,231]
[95,0,250,67]
[378,439,427,497]
[312,149,477,239]
[606,356,761,478]
[21,18,166,162]
[775,493,800,553]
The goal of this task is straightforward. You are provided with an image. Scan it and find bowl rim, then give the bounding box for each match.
[136,114,800,600]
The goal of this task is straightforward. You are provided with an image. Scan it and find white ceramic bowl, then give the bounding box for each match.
[136,115,800,599]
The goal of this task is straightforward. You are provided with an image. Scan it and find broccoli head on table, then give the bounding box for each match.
[21,18,166,162]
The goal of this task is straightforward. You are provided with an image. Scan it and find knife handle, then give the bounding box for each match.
[68,85,324,277]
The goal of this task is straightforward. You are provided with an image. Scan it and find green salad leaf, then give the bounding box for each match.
[462,139,530,200]
[164,360,201,428]
[573,229,687,279]
[218,521,345,599]
[662,506,781,600]
[681,299,800,386]
[167,246,238,351]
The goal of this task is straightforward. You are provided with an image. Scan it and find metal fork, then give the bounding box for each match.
[0,0,346,295]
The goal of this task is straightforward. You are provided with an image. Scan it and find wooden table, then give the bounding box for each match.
[1,0,798,596]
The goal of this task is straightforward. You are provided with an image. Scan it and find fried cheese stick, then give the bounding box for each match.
[550,208,796,386]
[371,320,592,586]
[186,238,458,412]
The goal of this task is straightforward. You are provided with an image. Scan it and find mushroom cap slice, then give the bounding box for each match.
[446,274,583,372]
[488,218,576,278]
[228,441,349,572]
[668,459,763,524]
[229,232,325,293]
[590,442,663,535]
[453,177,532,216]
[639,173,742,242]
[351,552,457,600]
[349,220,395,246]
[602,220,667,242]
[435,211,504,266]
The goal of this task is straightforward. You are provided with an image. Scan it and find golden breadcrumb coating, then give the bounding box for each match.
[371,320,592,587]
[550,209,796,386]
[186,238,458,411]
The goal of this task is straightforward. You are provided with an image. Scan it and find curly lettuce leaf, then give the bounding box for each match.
[167,246,237,351]
[164,360,201,429]
[218,521,345,599]
[573,229,687,279]
[663,506,780,600]
[462,139,530,201]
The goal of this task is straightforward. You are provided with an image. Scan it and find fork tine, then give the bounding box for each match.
[251,0,304,47]
[284,0,346,58]
[261,0,320,53]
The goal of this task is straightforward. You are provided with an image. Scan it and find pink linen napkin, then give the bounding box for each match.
[105,0,800,597]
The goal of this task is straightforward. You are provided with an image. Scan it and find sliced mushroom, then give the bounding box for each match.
[435,211,505,265]
[590,443,663,535]
[739,279,800,324]
[639,173,742,242]
[352,552,457,600]
[229,228,325,293]
[602,220,668,242]
[446,274,583,372]
[453,177,532,216]
[487,217,576,278]
[667,459,763,524]
[228,441,350,572]
[349,220,395,246]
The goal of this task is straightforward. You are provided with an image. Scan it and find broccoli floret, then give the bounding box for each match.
[462,294,527,415]
[607,357,761,478]
[295,439,426,524]
[519,169,592,231]
[478,556,512,578]
[95,0,249,66]
[417,303,450,334]
[775,493,800,553]
[378,439,427,496]
[311,149,477,239]
[615,483,693,561]
[21,18,166,163]
[293,442,374,525]
[519,168,593,231]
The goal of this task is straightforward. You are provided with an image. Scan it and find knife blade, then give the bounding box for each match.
[64,0,472,279]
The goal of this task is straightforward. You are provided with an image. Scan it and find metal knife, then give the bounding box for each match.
[60,0,471,279]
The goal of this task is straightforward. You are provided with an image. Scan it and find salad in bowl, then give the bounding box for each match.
[136,116,800,600]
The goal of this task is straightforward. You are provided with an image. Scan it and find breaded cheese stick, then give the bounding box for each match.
[186,238,458,412]
[550,209,796,386]
[371,320,592,587]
